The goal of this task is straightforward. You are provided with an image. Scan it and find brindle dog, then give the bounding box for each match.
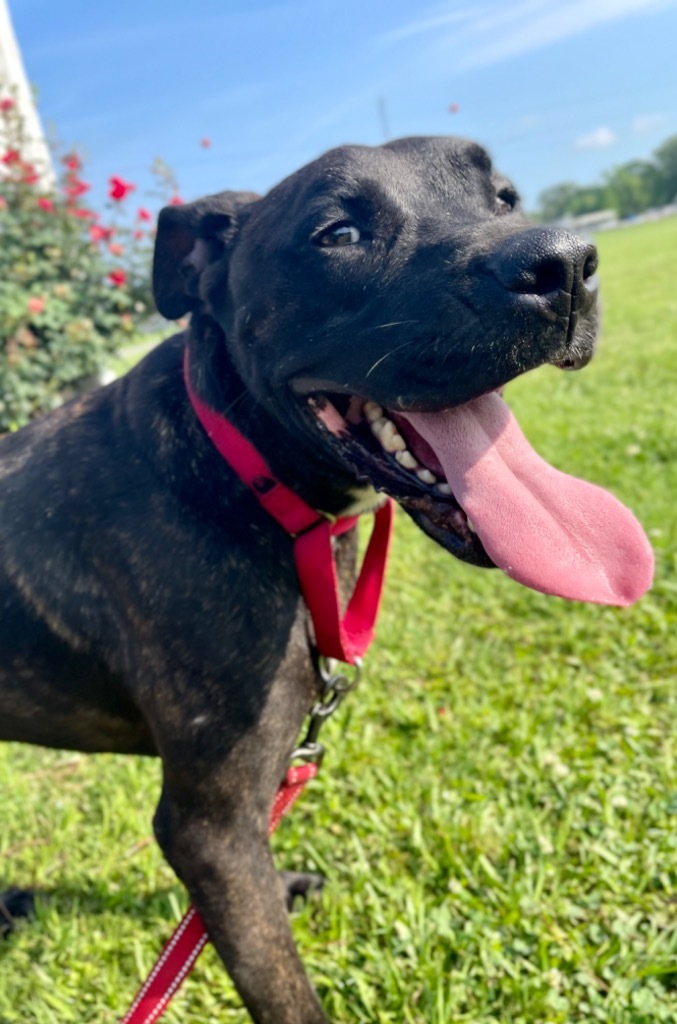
[2,137,649,1024]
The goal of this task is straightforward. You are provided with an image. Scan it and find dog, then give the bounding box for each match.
[0,136,653,1023]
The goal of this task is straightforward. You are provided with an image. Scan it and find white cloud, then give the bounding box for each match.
[574,126,619,150]
[378,5,484,45]
[379,0,675,70]
[631,112,669,134]
[461,0,670,68]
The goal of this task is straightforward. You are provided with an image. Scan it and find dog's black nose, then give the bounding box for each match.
[490,228,598,302]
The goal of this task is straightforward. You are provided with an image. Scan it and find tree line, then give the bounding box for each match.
[538,134,677,221]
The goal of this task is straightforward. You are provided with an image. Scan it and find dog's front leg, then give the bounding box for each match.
[149,630,329,1024]
[154,773,329,1024]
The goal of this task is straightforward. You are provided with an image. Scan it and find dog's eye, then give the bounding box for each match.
[315,222,362,247]
[496,188,518,215]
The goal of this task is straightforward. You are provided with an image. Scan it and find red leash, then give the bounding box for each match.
[119,353,392,1022]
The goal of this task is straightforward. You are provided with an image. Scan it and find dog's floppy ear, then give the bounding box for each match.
[153,190,260,320]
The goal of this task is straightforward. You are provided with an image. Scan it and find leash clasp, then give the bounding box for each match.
[291,656,362,768]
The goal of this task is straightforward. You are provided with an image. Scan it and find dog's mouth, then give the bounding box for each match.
[308,392,492,567]
[305,389,654,607]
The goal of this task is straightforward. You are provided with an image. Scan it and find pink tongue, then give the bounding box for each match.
[401,393,654,606]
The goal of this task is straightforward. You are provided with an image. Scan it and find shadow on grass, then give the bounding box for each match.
[0,875,183,954]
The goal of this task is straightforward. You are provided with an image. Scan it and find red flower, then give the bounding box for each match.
[64,177,91,199]
[62,152,81,171]
[108,242,124,256]
[133,229,144,240]
[108,175,135,201]
[90,224,114,244]
[21,165,39,186]
[1,148,21,165]
[27,296,46,315]
[169,194,184,206]
[0,196,6,210]
[200,137,211,148]
[70,207,96,220]
[37,197,54,212]
[137,207,152,221]
[0,98,15,113]
[108,269,127,287]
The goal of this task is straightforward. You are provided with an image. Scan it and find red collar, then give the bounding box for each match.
[183,350,393,664]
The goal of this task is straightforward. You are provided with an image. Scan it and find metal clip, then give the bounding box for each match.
[291,656,362,767]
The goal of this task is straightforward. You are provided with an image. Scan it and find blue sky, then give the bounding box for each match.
[11,0,677,212]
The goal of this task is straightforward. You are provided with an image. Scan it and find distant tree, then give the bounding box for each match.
[537,182,608,222]
[538,183,581,221]
[567,185,608,217]
[653,135,677,204]
[537,133,677,221]
[604,160,660,218]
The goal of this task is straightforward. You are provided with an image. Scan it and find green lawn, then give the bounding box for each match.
[1,217,677,1023]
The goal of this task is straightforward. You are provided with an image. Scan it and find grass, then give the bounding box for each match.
[2,217,677,1023]
[107,329,167,375]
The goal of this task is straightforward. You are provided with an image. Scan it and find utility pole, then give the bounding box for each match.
[0,0,54,189]
[377,97,391,142]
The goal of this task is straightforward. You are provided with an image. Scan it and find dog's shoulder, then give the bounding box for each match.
[0,334,183,499]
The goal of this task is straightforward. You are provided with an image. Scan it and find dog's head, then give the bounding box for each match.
[153,136,653,606]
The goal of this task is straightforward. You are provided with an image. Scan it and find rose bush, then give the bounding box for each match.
[0,90,174,432]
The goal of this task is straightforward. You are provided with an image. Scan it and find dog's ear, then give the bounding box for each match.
[153,190,260,320]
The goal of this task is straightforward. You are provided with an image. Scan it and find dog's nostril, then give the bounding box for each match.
[583,251,599,282]
[528,258,569,296]
[502,256,570,297]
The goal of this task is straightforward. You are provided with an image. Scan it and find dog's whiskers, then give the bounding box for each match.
[223,391,251,418]
[366,319,419,331]
[364,335,423,379]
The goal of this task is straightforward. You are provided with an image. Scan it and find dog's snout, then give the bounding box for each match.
[491,228,598,300]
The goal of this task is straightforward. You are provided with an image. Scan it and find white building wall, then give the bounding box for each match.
[0,0,55,190]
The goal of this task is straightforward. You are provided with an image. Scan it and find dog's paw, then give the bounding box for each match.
[0,888,35,938]
[278,871,325,912]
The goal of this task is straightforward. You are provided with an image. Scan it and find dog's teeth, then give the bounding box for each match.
[369,413,408,454]
[417,469,437,485]
[395,449,417,470]
[436,483,452,496]
[380,421,406,453]
[467,517,476,533]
